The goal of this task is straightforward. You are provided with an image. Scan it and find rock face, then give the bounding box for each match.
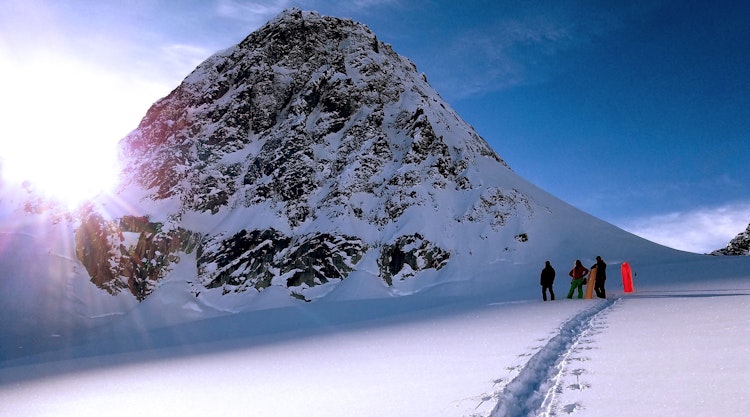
[196,229,367,296]
[75,206,201,300]
[78,8,542,301]
[713,223,750,256]
[379,233,450,285]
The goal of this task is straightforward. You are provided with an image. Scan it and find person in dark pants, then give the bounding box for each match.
[540,261,556,301]
[594,256,607,298]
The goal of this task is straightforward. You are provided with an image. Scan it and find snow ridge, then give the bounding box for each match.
[490,299,616,417]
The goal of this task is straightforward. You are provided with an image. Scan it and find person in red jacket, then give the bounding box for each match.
[566,259,589,299]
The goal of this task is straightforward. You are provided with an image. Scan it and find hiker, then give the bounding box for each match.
[540,261,556,301]
[594,256,607,298]
[567,260,589,299]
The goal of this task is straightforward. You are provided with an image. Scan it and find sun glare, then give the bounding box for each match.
[1,138,118,209]
[1,51,162,209]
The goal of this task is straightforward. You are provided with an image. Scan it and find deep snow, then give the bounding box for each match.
[0,280,748,417]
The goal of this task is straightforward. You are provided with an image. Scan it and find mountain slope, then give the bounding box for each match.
[67,8,696,305]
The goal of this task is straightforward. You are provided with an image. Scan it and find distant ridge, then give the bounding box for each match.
[713,223,750,255]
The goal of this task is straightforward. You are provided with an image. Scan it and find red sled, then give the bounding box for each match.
[621,262,634,293]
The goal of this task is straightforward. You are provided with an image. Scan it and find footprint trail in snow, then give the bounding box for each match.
[490,298,616,417]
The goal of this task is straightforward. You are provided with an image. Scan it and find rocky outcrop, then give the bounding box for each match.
[75,207,128,295]
[195,229,450,294]
[196,229,290,292]
[196,230,368,294]
[75,208,201,300]
[379,234,449,285]
[463,188,534,230]
[713,223,750,256]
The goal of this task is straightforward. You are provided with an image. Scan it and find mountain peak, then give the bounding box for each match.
[122,8,506,211]
[266,7,340,27]
[90,9,514,300]
[72,10,653,303]
[242,7,377,52]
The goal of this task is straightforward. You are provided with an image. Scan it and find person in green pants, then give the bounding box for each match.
[567,259,589,299]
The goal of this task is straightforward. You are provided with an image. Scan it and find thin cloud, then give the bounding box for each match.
[156,43,215,81]
[333,0,403,12]
[429,13,579,98]
[430,2,651,99]
[617,203,750,254]
[214,0,402,23]
[215,0,294,23]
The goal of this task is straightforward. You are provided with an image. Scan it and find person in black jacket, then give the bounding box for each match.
[594,256,607,298]
[540,260,556,301]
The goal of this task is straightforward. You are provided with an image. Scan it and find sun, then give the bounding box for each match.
[1,137,120,209]
[0,59,120,208]
[0,51,163,209]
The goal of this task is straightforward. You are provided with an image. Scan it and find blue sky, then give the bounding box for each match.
[1,0,749,253]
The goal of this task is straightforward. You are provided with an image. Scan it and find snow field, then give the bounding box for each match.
[553,289,750,417]
[1,275,749,416]
[0,300,586,417]
[491,299,615,417]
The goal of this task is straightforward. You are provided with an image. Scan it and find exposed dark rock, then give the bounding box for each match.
[515,233,529,243]
[198,229,291,292]
[463,188,533,230]
[283,233,368,288]
[75,206,126,294]
[75,210,201,300]
[713,223,750,256]
[379,234,450,285]
[197,229,367,293]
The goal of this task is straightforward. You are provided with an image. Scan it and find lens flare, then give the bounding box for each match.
[0,51,156,208]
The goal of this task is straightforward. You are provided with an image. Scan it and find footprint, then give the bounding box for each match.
[570,368,586,376]
[567,382,591,391]
[563,402,584,414]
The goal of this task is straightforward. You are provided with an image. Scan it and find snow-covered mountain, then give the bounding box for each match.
[0,9,710,345]
[7,9,696,309]
[70,8,691,305]
[713,223,750,255]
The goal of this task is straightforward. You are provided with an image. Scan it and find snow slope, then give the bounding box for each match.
[1,269,748,417]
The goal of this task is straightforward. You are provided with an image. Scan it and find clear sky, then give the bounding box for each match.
[1,0,749,253]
